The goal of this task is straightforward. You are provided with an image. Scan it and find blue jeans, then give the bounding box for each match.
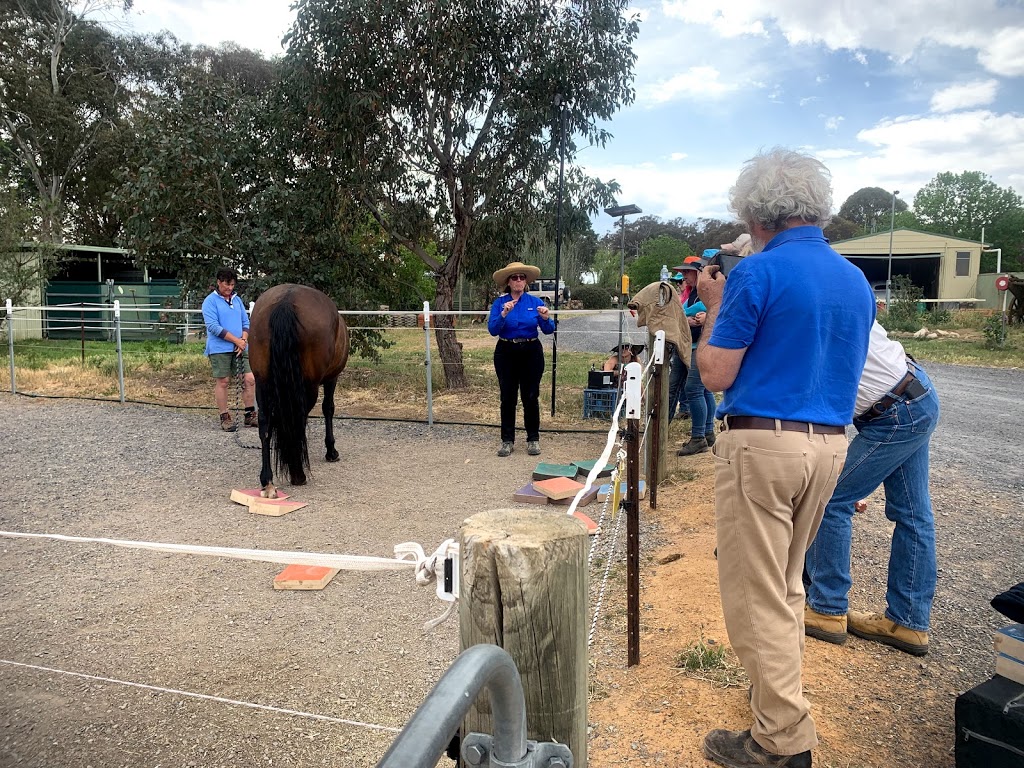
[684,346,716,439]
[667,346,689,421]
[805,365,939,631]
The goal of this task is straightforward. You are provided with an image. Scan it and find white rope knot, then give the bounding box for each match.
[394,538,456,587]
[393,539,460,631]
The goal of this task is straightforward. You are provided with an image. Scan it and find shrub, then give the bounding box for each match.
[574,285,613,309]
[982,314,1006,347]
[880,275,924,332]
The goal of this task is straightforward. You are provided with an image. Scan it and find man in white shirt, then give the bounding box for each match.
[804,321,940,656]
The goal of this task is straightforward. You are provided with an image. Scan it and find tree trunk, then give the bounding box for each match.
[432,271,468,389]
[432,218,472,389]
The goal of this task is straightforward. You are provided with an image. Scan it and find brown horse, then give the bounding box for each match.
[247,284,349,498]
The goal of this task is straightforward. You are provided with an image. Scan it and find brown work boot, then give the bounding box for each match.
[219,412,236,432]
[848,610,929,656]
[244,410,259,428]
[677,436,709,456]
[804,605,847,645]
[703,728,811,768]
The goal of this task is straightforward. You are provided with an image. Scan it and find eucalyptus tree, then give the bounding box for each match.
[0,0,134,241]
[282,0,638,388]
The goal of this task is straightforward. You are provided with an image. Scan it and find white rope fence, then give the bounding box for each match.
[0,659,403,734]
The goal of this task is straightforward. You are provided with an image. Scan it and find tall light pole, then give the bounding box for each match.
[550,94,567,417]
[604,204,642,357]
[885,189,900,308]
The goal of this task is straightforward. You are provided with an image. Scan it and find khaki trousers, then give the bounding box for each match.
[712,422,847,755]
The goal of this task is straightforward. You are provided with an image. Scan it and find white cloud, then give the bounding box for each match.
[669,152,688,161]
[799,96,820,107]
[825,110,1024,204]
[822,115,844,132]
[582,158,741,224]
[978,27,1024,77]
[637,66,739,105]
[128,0,294,55]
[930,80,998,113]
[853,51,868,66]
[658,0,1024,76]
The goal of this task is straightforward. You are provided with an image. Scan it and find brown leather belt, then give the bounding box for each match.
[723,415,846,435]
[858,368,927,421]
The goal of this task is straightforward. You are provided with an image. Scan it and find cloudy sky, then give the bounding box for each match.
[122,0,1024,234]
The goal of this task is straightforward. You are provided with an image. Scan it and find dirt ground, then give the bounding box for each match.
[1,379,1019,768]
[587,466,954,768]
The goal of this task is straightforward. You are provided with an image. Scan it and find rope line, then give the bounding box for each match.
[0,659,402,734]
[0,531,447,576]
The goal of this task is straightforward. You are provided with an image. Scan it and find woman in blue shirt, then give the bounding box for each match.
[487,261,555,457]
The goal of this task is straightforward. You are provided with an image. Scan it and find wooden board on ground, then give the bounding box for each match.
[249,499,308,517]
[597,479,646,502]
[230,488,290,506]
[551,484,599,508]
[513,483,550,505]
[572,460,614,479]
[532,463,578,481]
[274,564,339,590]
[533,476,585,501]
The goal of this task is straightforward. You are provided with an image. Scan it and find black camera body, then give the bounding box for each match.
[703,249,746,278]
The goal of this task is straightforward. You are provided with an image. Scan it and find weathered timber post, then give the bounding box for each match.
[460,508,589,767]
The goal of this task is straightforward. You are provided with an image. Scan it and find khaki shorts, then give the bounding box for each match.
[209,351,251,378]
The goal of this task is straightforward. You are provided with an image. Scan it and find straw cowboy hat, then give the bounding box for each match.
[493,261,541,287]
[720,233,752,252]
[610,342,646,356]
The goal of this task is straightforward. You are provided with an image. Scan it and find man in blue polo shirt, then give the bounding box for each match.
[202,267,257,431]
[695,149,875,768]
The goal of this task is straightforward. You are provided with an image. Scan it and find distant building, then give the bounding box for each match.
[831,229,982,307]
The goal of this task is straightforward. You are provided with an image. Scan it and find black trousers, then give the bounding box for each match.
[493,339,545,443]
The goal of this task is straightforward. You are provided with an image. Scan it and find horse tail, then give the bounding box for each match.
[265,297,310,481]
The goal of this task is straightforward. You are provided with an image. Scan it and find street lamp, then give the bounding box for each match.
[550,94,568,417]
[604,203,642,356]
[885,190,899,308]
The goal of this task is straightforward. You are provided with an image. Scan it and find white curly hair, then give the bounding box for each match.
[728,147,833,232]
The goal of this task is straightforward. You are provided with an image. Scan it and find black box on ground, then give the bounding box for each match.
[588,370,614,389]
[955,675,1024,768]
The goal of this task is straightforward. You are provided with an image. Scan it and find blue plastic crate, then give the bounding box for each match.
[583,388,618,419]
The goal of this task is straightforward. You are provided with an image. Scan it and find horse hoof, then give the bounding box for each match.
[326,451,340,462]
[291,476,307,486]
[261,485,278,499]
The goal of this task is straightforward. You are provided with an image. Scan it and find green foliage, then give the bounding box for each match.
[0,1,140,241]
[574,285,613,309]
[0,189,55,305]
[880,275,924,332]
[642,235,694,266]
[627,252,666,291]
[601,215,747,261]
[982,314,1006,348]
[676,637,727,672]
[913,171,1024,272]
[282,0,639,386]
[926,307,952,325]
[838,187,908,232]
[822,215,860,243]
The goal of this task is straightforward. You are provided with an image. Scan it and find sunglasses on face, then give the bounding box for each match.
[509,274,528,281]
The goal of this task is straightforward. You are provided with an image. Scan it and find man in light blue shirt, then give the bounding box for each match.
[201,267,256,431]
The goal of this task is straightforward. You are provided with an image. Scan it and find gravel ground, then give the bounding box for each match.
[0,394,609,768]
[1,357,1021,768]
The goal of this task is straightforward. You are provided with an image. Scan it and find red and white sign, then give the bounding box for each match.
[996,275,1010,291]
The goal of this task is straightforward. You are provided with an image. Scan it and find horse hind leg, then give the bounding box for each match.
[322,377,340,462]
[256,381,278,498]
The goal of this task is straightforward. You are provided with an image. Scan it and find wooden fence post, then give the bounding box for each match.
[460,508,589,767]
